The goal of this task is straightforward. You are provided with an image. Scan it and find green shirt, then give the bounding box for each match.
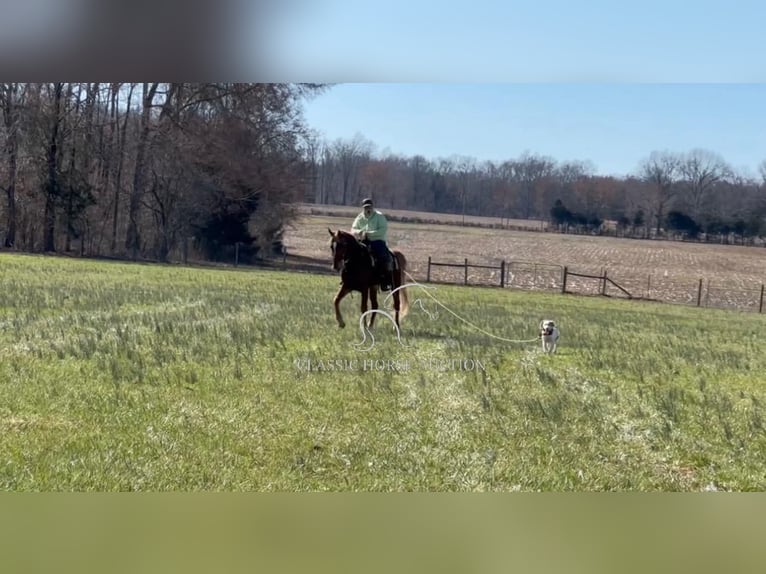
[351,209,388,242]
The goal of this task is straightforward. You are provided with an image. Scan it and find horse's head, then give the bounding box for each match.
[328,228,359,271]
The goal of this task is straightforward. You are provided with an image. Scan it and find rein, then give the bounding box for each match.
[340,239,370,270]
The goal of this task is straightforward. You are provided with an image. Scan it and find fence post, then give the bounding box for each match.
[601,269,608,296]
[760,284,765,313]
[500,260,505,288]
[647,274,651,299]
[561,266,568,294]
[697,278,703,306]
[427,256,431,282]
[235,242,240,267]
[464,258,468,285]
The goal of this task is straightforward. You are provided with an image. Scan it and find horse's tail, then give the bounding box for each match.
[395,251,409,318]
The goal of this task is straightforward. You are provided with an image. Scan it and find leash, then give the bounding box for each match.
[382,270,541,345]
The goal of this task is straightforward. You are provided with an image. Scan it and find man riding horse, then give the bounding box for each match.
[351,198,394,291]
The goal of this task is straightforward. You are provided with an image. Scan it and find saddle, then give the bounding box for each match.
[362,242,396,291]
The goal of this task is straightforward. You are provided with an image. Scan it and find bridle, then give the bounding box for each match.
[331,232,368,273]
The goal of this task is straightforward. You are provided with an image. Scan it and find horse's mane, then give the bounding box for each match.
[331,229,366,258]
[335,229,357,242]
[336,230,364,249]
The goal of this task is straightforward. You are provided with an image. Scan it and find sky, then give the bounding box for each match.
[301,83,766,179]
[262,0,766,178]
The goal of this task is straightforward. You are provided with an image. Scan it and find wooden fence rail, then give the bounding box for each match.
[560,267,634,299]
[399,256,766,314]
[427,256,506,287]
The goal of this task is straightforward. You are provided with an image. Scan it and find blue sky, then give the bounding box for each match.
[301,83,766,178]
[267,0,766,177]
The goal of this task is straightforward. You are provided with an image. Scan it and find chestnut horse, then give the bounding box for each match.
[328,228,409,330]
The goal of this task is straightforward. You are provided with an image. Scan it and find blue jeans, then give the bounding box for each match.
[368,240,390,266]
[368,240,392,288]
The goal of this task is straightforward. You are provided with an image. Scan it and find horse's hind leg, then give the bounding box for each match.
[393,290,401,330]
[334,286,350,328]
[369,287,378,329]
[361,289,369,328]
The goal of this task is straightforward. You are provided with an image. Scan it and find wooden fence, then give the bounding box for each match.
[425,256,766,314]
[426,256,508,287]
[560,266,633,299]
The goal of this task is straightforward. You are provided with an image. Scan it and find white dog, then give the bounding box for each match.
[539,320,560,354]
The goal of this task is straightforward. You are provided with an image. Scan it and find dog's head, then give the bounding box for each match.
[540,320,556,336]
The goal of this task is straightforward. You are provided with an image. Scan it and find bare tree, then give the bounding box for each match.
[552,160,594,213]
[410,155,430,210]
[359,159,392,208]
[434,157,456,213]
[638,150,681,234]
[125,82,161,258]
[511,152,557,219]
[42,83,65,252]
[302,129,322,203]
[497,160,517,224]
[141,139,196,262]
[111,83,135,253]
[483,162,499,212]
[0,83,327,260]
[332,133,374,205]
[318,141,336,205]
[678,148,732,221]
[0,83,24,247]
[453,155,476,225]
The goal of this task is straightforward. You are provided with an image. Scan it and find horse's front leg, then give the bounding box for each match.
[368,287,378,329]
[334,285,350,328]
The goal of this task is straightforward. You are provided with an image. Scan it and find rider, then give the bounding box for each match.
[351,197,393,290]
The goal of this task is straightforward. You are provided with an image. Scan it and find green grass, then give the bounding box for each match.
[2,253,766,491]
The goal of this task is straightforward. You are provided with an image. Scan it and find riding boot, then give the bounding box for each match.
[381,257,394,291]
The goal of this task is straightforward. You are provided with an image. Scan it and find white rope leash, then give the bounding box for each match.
[380,270,540,345]
[353,307,407,352]
[353,286,439,352]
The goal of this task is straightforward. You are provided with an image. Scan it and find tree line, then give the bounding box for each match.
[307,133,766,242]
[3,84,766,266]
[0,83,327,263]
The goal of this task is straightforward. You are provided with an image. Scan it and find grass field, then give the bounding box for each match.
[2,252,766,491]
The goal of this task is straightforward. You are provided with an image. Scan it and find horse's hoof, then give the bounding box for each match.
[338,322,345,329]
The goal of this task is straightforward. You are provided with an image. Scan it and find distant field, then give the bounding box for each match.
[286,210,766,311]
[297,203,547,230]
[2,253,766,491]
